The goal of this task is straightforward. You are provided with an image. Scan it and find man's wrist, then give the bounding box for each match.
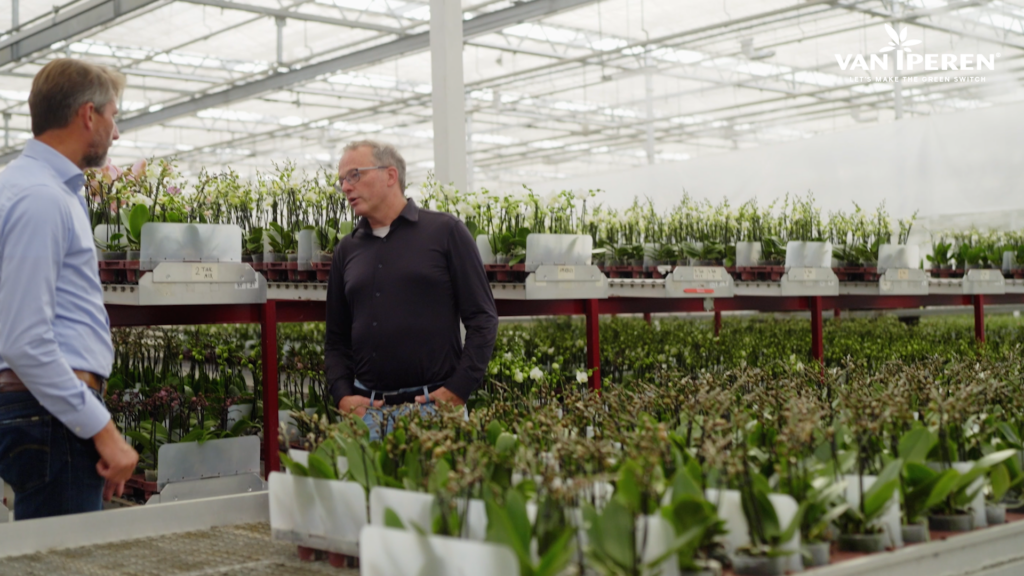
[91,419,117,444]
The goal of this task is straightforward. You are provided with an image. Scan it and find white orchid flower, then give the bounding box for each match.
[130,194,153,207]
[576,371,588,384]
[529,367,543,381]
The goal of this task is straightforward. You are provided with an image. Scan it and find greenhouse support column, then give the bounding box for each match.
[585,299,601,391]
[974,295,986,344]
[430,0,468,191]
[261,301,280,476]
[809,296,824,364]
[714,310,722,336]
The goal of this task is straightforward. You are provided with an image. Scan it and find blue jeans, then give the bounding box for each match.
[0,391,105,519]
[356,380,440,441]
[362,403,438,442]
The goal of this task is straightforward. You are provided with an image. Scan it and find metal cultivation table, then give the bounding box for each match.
[104,274,1024,477]
[2,489,1024,576]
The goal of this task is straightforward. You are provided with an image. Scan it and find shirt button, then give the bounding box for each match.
[373,322,378,326]
[375,292,380,297]
[378,264,382,268]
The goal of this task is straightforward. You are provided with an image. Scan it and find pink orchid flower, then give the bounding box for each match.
[127,158,147,180]
[108,161,123,180]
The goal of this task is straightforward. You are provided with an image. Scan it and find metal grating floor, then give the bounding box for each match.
[0,522,357,576]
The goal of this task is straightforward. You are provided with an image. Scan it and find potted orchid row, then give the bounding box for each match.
[85,159,354,269]
[86,159,1024,283]
[928,232,1024,277]
[277,351,1024,576]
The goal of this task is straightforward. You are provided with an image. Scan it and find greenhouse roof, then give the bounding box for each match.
[1,0,1022,190]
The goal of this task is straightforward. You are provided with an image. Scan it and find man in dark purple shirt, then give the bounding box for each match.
[325,140,498,426]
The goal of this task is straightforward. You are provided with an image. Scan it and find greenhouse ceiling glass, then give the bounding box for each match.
[0,0,1022,190]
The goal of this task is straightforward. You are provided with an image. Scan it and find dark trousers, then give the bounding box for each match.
[0,391,105,519]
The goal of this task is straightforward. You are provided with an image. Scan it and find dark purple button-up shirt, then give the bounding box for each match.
[325,199,498,404]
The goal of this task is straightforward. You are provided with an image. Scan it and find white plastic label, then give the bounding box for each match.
[980,270,991,281]
[692,267,722,281]
[897,269,909,280]
[234,281,258,290]
[192,264,219,281]
[557,266,575,280]
[802,268,815,280]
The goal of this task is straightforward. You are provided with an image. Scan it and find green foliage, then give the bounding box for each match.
[935,450,1017,514]
[485,490,575,576]
[661,467,726,571]
[121,203,151,250]
[837,459,903,535]
[488,227,530,265]
[903,464,958,523]
[738,470,806,554]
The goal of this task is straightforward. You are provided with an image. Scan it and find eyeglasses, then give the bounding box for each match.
[336,165,388,189]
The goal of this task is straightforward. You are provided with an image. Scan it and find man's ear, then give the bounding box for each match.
[387,166,399,189]
[78,102,96,132]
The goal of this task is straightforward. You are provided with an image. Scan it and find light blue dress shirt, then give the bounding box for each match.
[0,139,114,439]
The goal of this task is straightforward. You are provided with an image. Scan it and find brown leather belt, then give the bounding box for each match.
[0,369,106,395]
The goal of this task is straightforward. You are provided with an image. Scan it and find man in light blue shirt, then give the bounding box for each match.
[0,59,138,519]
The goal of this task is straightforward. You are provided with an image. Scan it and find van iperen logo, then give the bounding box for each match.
[879,23,921,55]
[836,24,999,73]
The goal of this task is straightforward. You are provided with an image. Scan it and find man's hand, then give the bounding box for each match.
[92,420,138,501]
[339,395,384,417]
[103,479,125,502]
[416,387,465,406]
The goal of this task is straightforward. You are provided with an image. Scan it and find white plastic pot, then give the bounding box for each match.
[475,235,495,265]
[784,241,805,270]
[369,487,489,541]
[1003,251,1017,273]
[735,242,763,267]
[878,244,920,273]
[360,525,519,576]
[705,488,804,574]
[226,403,253,429]
[268,472,367,555]
[803,241,833,268]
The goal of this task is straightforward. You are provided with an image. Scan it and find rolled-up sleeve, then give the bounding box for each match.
[0,189,110,439]
[325,241,354,407]
[443,220,498,400]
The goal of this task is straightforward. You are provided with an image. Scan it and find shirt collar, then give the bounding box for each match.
[356,198,420,233]
[21,139,86,196]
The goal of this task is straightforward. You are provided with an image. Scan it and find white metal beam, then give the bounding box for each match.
[178,0,407,35]
[110,0,601,133]
[0,0,165,67]
[430,0,467,191]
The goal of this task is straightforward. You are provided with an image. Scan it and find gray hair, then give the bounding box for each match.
[29,59,126,136]
[343,140,407,192]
